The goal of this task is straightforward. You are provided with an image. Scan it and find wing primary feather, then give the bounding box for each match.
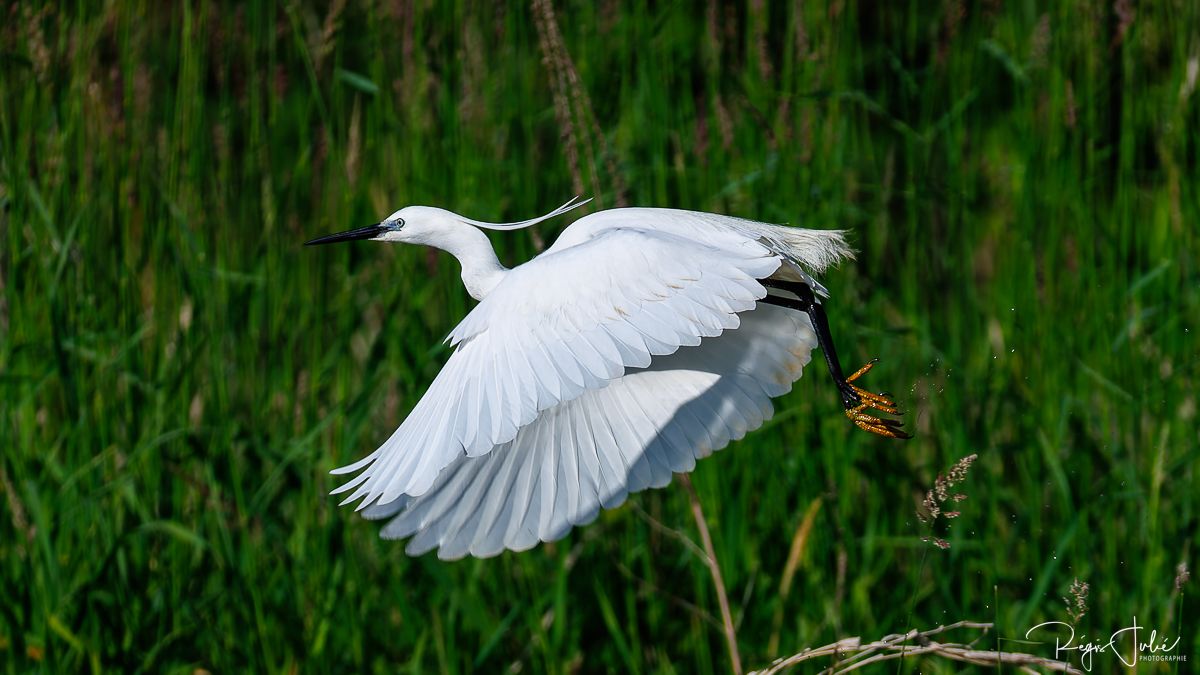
[600,386,652,492]
[465,439,526,557]
[506,416,555,549]
[553,406,581,538]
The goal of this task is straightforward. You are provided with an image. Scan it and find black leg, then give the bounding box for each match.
[761,281,857,409]
[761,279,910,439]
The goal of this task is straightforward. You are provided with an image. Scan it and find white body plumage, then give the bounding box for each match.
[307,198,854,559]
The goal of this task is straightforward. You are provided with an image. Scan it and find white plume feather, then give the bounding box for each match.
[460,196,592,231]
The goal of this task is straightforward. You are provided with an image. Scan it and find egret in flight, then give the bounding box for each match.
[307,197,909,559]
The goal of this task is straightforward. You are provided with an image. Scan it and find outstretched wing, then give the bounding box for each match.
[332,227,782,507]
[362,304,817,558]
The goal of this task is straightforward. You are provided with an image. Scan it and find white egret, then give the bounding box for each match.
[307,197,908,559]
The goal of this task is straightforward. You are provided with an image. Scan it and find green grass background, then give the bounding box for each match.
[2,1,1198,672]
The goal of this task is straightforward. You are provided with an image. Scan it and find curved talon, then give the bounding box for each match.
[850,418,902,437]
[847,408,912,439]
[846,360,877,383]
[842,360,912,439]
[852,385,890,400]
[850,386,899,413]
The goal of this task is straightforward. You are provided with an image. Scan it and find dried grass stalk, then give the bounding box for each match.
[751,620,1082,674]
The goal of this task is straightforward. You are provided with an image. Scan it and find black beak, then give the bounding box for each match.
[305,224,386,246]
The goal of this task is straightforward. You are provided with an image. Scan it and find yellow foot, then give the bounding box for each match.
[844,359,911,439]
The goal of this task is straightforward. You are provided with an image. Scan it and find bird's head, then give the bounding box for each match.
[304,197,590,248]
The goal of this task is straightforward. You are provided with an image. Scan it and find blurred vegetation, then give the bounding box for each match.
[2,1,1198,672]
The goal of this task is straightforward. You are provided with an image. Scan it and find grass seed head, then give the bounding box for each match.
[918,454,979,548]
[1064,578,1089,624]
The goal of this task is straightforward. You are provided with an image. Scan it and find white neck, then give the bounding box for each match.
[429,225,508,301]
